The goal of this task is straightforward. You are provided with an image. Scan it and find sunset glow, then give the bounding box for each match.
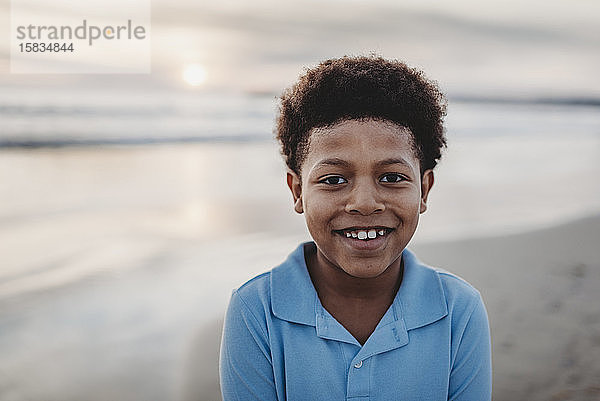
[182,64,207,86]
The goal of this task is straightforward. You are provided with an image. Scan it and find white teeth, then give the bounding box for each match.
[343,228,389,240]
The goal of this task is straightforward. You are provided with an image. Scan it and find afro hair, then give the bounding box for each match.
[276,55,447,176]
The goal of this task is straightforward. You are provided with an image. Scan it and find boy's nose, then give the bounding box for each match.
[344,180,385,215]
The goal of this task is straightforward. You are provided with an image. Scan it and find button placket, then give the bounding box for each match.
[347,357,370,398]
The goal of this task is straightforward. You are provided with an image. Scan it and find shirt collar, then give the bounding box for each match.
[271,241,448,332]
[271,242,317,326]
[397,247,448,330]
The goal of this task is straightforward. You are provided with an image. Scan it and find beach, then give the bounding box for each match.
[0,141,599,401]
[2,0,600,397]
[414,216,600,401]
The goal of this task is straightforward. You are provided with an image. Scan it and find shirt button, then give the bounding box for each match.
[354,360,363,369]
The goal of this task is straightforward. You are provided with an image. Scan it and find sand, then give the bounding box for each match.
[0,143,599,400]
[413,215,600,401]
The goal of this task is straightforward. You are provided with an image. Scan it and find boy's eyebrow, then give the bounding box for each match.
[313,157,351,168]
[312,157,413,169]
[376,157,413,168]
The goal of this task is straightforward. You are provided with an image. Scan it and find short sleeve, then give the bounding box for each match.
[448,294,492,401]
[219,291,279,401]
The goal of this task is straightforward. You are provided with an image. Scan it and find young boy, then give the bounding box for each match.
[219,56,491,401]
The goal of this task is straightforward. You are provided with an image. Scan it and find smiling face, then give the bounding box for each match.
[287,119,434,279]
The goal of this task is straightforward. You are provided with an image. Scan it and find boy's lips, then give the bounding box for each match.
[332,226,394,242]
[332,226,394,251]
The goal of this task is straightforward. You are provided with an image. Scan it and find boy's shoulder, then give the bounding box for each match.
[405,248,482,313]
[435,267,481,298]
[427,261,483,315]
[230,243,313,324]
[234,243,302,297]
[233,270,272,309]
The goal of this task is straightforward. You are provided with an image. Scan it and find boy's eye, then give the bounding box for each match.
[319,176,348,185]
[380,173,405,183]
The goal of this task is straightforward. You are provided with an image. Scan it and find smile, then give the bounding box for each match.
[333,227,394,241]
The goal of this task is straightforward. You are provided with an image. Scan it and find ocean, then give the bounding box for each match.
[1,87,599,146]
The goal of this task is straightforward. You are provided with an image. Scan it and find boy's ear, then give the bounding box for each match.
[286,170,304,214]
[420,169,434,214]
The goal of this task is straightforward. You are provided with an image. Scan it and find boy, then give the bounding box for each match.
[219,56,491,400]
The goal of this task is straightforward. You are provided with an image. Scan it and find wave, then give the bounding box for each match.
[0,134,270,148]
[1,94,599,149]
[449,95,600,107]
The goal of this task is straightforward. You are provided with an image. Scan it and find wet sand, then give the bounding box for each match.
[413,215,600,401]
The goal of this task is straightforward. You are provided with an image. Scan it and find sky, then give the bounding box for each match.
[0,0,599,97]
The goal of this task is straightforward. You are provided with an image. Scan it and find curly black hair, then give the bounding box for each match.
[275,55,447,176]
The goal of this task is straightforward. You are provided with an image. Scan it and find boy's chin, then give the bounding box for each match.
[339,263,391,279]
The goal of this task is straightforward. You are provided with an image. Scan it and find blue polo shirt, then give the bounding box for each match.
[220,242,491,401]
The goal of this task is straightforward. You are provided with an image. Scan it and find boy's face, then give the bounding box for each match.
[287,119,434,279]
